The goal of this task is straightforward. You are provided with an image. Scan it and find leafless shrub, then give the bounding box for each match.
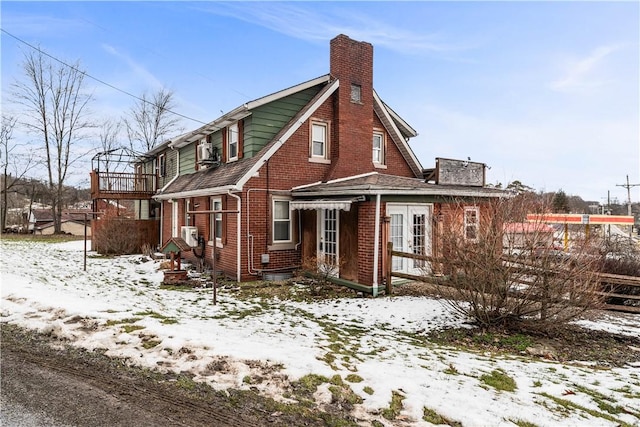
[300,256,341,296]
[433,196,605,331]
[93,210,141,255]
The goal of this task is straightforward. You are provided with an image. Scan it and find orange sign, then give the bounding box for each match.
[526,213,634,225]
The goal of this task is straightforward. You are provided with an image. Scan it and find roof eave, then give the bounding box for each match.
[154,185,240,201]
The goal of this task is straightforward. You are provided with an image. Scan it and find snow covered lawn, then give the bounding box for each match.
[1,239,639,426]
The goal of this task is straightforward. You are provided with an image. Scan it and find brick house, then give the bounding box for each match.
[137,34,505,293]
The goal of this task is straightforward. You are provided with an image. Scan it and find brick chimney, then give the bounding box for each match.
[328,34,374,180]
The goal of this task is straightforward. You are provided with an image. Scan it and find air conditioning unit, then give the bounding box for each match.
[180,226,198,247]
[198,143,212,162]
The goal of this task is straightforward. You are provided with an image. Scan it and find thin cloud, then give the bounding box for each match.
[193,2,475,55]
[1,13,89,37]
[550,44,624,92]
[101,43,164,90]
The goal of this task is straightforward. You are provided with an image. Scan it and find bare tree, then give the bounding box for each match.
[11,48,93,233]
[433,196,604,332]
[98,118,126,173]
[1,114,36,230]
[124,88,183,153]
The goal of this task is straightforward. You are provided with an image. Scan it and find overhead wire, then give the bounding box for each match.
[1,28,209,126]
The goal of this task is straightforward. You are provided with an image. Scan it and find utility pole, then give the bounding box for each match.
[616,175,639,236]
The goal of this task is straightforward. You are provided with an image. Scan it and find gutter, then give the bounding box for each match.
[227,191,242,282]
[154,185,239,201]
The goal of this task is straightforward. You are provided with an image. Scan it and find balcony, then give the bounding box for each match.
[90,170,157,200]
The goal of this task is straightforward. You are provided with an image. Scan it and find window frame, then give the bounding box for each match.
[158,153,166,177]
[227,123,239,162]
[184,199,191,226]
[464,206,480,242]
[209,197,223,247]
[309,120,330,163]
[272,198,292,244]
[372,130,385,166]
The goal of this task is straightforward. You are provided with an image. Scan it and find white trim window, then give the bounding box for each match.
[158,153,166,177]
[210,197,222,246]
[184,199,191,226]
[372,131,385,165]
[310,121,328,160]
[227,123,239,161]
[272,199,292,243]
[464,206,480,242]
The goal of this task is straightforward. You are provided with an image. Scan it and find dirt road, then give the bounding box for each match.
[1,324,334,427]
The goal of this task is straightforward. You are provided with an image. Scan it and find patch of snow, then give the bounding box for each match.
[2,239,639,426]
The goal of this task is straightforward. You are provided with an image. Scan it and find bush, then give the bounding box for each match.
[93,211,142,255]
[432,196,605,331]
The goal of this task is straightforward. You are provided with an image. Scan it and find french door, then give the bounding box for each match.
[387,204,432,276]
[318,209,339,277]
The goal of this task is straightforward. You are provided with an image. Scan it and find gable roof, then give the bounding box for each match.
[373,90,422,176]
[153,78,422,199]
[169,75,332,150]
[155,78,340,199]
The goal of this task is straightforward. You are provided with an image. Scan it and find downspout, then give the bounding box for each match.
[372,193,381,297]
[159,202,163,247]
[227,190,242,282]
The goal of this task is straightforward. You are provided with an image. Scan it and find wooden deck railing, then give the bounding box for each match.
[90,170,157,200]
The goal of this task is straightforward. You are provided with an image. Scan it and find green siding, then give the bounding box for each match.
[244,87,320,157]
[179,145,196,175]
[173,84,322,175]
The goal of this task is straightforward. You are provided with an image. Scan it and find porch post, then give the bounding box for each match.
[372,194,381,296]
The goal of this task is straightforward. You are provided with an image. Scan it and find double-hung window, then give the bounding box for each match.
[227,123,238,161]
[210,197,223,246]
[273,199,291,243]
[464,206,479,242]
[310,122,328,160]
[372,131,384,165]
[158,153,166,177]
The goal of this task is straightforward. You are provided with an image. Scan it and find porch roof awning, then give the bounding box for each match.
[290,197,361,211]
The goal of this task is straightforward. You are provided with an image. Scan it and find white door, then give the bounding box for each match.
[318,209,339,277]
[387,204,432,276]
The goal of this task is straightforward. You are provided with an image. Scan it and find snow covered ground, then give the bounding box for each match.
[1,239,639,426]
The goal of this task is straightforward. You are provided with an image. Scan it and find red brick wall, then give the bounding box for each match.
[157,35,421,285]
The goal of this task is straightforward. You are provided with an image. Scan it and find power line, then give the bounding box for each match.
[1,28,208,126]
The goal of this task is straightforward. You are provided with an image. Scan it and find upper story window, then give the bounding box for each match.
[158,153,166,177]
[310,121,329,162]
[273,199,291,243]
[350,84,361,103]
[227,123,239,161]
[372,131,385,165]
[464,206,479,242]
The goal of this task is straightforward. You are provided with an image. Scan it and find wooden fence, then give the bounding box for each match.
[91,218,159,254]
[385,242,640,314]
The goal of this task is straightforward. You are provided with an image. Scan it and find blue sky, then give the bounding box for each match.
[1,1,638,204]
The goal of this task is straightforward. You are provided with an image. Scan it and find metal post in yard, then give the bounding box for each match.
[386,242,393,295]
[212,223,217,305]
[84,213,87,271]
[186,209,239,305]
